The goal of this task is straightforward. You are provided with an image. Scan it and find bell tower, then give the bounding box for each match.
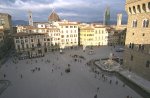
[117,13,122,26]
[28,10,33,26]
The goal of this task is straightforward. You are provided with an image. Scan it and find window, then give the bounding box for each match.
[146,61,150,68]
[44,43,46,46]
[47,39,50,41]
[61,35,64,38]
[26,44,29,48]
[132,20,137,27]
[25,39,28,42]
[31,39,34,42]
[142,3,146,12]
[0,19,5,25]
[17,45,20,50]
[32,44,34,48]
[75,30,76,33]
[143,19,149,27]
[16,40,20,43]
[21,40,24,44]
[22,44,24,50]
[133,6,136,13]
[132,33,134,35]
[95,30,97,34]
[137,5,141,13]
[142,33,145,36]
[129,7,132,14]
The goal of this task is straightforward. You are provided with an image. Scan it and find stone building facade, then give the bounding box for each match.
[0,13,13,62]
[12,33,52,58]
[0,13,12,32]
[80,24,108,46]
[123,0,150,81]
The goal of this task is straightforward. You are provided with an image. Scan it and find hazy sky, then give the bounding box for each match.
[0,0,127,22]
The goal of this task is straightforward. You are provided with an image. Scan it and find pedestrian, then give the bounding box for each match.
[123,84,126,87]
[97,87,99,92]
[116,80,118,85]
[38,67,40,71]
[20,74,23,79]
[109,80,112,84]
[4,74,6,78]
[126,95,129,98]
[94,94,97,98]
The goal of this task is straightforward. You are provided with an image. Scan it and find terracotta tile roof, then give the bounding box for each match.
[48,11,61,22]
[12,33,47,37]
[80,26,94,30]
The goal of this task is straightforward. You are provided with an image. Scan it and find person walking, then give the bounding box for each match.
[94,94,97,98]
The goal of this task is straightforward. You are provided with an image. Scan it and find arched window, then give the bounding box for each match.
[129,7,132,14]
[142,3,146,12]
[137,5,141,13]
[133,6,136,13]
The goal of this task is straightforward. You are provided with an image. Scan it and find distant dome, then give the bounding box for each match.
[48,10,61,22]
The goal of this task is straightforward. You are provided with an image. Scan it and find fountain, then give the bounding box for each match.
[102,53,116,70]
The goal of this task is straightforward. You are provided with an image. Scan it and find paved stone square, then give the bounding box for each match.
[0,46,142,98]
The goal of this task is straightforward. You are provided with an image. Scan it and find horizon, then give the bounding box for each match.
[0,0,127,23]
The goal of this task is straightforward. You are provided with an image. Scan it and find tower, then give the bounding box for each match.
[103,7,110,25]
[28,10,33,26]
[117,13,122,26]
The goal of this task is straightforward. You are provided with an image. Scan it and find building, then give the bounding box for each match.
[12,33,51,58]
[107,27,126,46]
[57,20,79,49]
[0,26,4,43]
[103,7,110,25]
[0,13,13,63]
[80,26,95,46]
[94,25,109,46]
[80,24,109,46]
[123,0,150,80]
[0,13,12,33]
[16,25,35,33]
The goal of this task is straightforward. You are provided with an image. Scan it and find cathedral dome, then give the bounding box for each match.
[48,10,61,22]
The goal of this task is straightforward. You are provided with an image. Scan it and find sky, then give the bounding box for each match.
[0,0,127,23]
